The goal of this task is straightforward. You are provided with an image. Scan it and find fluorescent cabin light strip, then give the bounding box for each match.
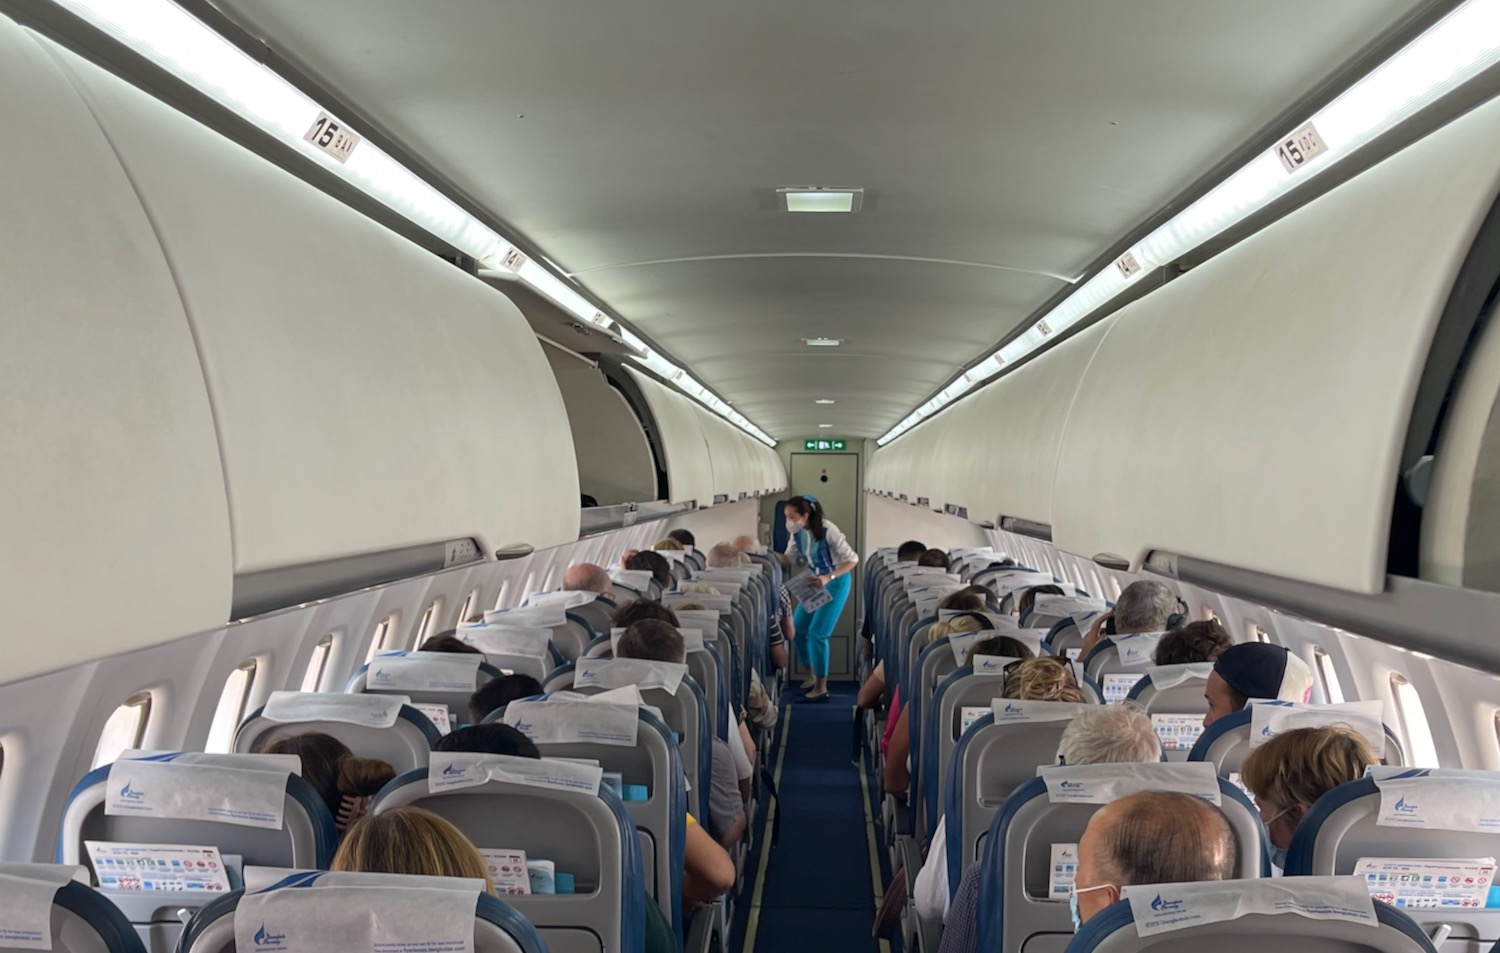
[878,0,1500,447]
[47,0,776,448]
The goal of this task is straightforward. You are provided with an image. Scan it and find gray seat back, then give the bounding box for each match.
[1125,665,1212,761]
[233,700,440,773]
[0,867,146,953]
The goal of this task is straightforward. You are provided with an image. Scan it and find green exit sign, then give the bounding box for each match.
[804,438,847,451]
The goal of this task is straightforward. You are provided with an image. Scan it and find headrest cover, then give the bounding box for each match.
[261,692,408,729]
[428,752,603,796]
[235,871,483,953]
[1249,700,1386,758]
[576,658,687,695]
[504,698,640,747]
[609,569,655,591]
[1031,595,1107,617]
[524,590,599,609]
[0,865,89,950]
[1212,643,1313,703]
[458,624,552,659]
[106,753,297,830]
[1038,762,1221,805]
[663,593,732,612]
[1143,663,1215,691]
[367,652,483,692]
[1111,632,1168,668]
[674,609,720,633]
[1121,876,1375,938]
[484,604,566,628]
[1372,769,1500,832]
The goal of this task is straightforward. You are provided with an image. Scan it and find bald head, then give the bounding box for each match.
[731,535,760,555]
[707,543,741,568]
[563,563,611,594]
[1074,791,1237,925]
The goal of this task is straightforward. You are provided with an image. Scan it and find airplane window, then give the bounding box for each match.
[301,634,335,691]
[205,659,258,753]
[493,580,511,610]
[1314,647,1345,704]
[93,691,152,768]
[1389,673,1439,767]
[458,589,480,624]
[365,614,398,663]
[416,600,442,645]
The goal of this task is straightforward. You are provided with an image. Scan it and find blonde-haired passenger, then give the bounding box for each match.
[1239,725,1378,865]
[653,538,684,551]
[1001,656,1084,703]
[333,806,495,894]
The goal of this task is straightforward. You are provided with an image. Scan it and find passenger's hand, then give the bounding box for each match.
[1080,610,1113,657]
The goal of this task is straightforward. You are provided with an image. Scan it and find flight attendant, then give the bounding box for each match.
[778,495,858,702]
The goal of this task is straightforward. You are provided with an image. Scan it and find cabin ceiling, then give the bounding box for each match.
[203,0,1427,439]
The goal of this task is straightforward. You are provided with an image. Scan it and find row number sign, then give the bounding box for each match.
[1115,250,1142,279]
[1275,121,1328,173]
[804,439,847,451]
[303,111,361,163]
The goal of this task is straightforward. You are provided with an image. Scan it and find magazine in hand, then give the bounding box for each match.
[786,571,832,611]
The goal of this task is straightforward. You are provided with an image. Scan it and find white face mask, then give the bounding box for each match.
[786,518,806,534]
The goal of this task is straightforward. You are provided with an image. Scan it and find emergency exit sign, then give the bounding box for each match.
[804,438,847,451]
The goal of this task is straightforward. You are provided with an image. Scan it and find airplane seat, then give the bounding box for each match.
[610,582,648,606]
[1286,771,1500,953]
[177,872,547,953]
[1082,633,1168,704]
[233,692,442,772]
[496,701,689,945]
[1045,615,1104,662]
[345,651,502,726]
[0,865,146,953]
[569,600,617,641]
[58,754,336,953]
[685,549,706,572]
[942,704,1096,895]
[1067,882,1437,953]
[977,765,1268,953]
[1124,664,1215,761]
[1188,710,1405,779]
[583,635,612,659]
[686,643,731,744]
[1019,595,1108,633]
[451,625,557,682]
[374,762,646,953]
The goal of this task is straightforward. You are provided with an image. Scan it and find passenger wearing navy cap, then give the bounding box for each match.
[1203,642,1314,728]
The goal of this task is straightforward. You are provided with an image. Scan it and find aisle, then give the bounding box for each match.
[738,684,889,953]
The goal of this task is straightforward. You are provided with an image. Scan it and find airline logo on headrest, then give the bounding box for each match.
[1394,796,1419,815]
[442,763,464,777]
[1059,780,1084,791]
[512,719,534,735]
[119,781,145,802]
[1150,893,1184,913]
[1261,724,1274,737]
[1002,703,1024,715]
[977,658,1002,672]
[253,924,287,951]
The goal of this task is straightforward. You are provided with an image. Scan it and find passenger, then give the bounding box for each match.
[1239,725,1377,866]
[730,534,761,557]
[667,529,696,549]
[435,722,541,759]
[436,723,717,938]
[1015,584,1066,618]
[771,584,793,671]
[563,562,613,594]
[680,580,722,596]
[418,633,484,655]
[257,733,396,834]
[1080,580,1180,656]
[964,633,1037,664]
[897,540,928,562]
[706,543,741,568]
[1067,792,1236,929]
[858,599,989,753]
[1203,642,1315,728]
[1153,619,1232,666]
[1001,656,1085,703]
[777,496,858,703]
[653,537,684,551]
[917,549,950,569]
[959,583,997,603]
[618,620,748,849]
[468,673,545,725]
[923,705,1159,928]
[624,550,673,590]
[333,806,495,893]
[612,600,679,629]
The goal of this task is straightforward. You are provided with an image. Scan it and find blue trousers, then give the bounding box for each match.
[792,571,852,677]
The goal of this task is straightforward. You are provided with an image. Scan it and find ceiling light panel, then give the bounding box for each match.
[804,337,843,347]
[46,0,776,447]
[879,0,1500,446]
[815,399,837,404]
[778,187,864,213]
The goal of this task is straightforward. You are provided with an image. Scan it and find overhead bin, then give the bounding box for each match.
[0,19,233,680]
[540,343,659,506]
[481,274,637,357]
[50,44,581,573]
[624,367,785,505]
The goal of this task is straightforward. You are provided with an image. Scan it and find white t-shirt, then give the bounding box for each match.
[784,520,859,575]
[727,719,754,781]
[914,816,950,923]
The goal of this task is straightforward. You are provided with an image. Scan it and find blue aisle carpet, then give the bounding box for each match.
[732,684,890,953]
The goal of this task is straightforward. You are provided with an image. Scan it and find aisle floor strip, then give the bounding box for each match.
[857,748,892,953]
[740,705,793,953]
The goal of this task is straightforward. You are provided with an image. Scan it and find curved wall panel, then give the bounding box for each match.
[0,21,232,682]
[542,344,658,506]
[1054,94,1500,593]
[53,47,580,569]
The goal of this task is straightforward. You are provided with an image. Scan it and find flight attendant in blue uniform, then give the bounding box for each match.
[778,496,859,702]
